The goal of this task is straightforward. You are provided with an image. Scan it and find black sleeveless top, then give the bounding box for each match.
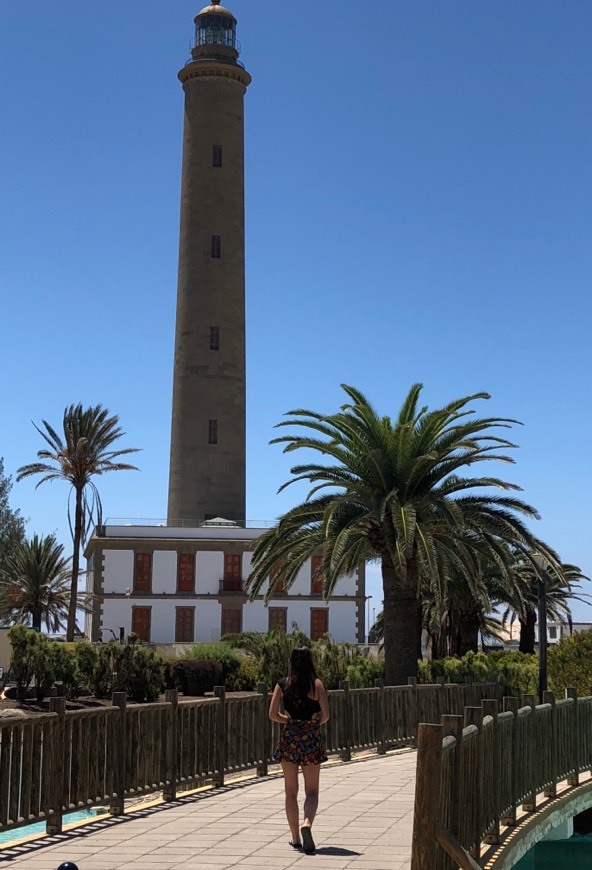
[277,677,321,721]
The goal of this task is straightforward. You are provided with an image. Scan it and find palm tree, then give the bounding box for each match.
[0,534,76,632]
[246,384,558,685]
[17,405,139,641]
[499,558,590,654]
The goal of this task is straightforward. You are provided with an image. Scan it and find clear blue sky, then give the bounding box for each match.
[2,1,591,621]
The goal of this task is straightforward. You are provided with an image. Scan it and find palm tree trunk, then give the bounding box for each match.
[67,487,83,642]
[31,609,42,633]
[381,553,419,685]
[458,614,480,656]
[519,610,537,654]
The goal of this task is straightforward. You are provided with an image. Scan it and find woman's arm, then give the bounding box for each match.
[269,683,290,724]
[316,679,330,725]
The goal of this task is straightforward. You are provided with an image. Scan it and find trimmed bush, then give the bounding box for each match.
[169,659,223,696]
[549,629,592,696]
[419,650,537,697]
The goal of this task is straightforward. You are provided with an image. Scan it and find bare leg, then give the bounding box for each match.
[301,763,321,828]
[281,761,300,843]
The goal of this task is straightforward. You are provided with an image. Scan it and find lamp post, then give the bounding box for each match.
[533,553,549,703]
[366,596,373,644]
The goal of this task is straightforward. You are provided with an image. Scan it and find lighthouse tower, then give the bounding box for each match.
[167,1,251,526]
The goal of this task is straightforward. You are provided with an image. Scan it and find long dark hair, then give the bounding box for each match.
[285,647,318,700]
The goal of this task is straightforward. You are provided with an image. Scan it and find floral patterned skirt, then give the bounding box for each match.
[274,719,328,766]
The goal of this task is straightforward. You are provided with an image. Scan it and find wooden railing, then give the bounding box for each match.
[0,678,498,841]
[411,689,592,870]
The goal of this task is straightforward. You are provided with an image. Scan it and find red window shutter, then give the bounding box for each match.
[310,609,328,641]
[222,608,241,636]
[270,562,286,594]
[311,554,324,595]
[177,554,195,593]
[223,554,242,591]
[134,553,152,592]
[268,608,287,632]
[132,607,151,642]
[175,608,195,643]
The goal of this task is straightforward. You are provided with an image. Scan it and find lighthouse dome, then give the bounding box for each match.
[197,2,237,21]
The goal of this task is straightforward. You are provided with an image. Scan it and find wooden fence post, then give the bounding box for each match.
[411,723,443,870]
[521,695,537,811]
[213,686,226,787]
[543,691,557,797]
[47,698,66,835]
[340,680,352,762]
[442,714,463,850]
[501,697,518,826]
[163,689,178,802]
[257,683,269,777]
[110,692,127,816]
[482,699,500,844]
[408,677,418,746]
[464,707,484,861]
[374,678,386,755]
[566,688,579,786]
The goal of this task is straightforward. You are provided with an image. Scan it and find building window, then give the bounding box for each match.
[549,626,557,640]
[268,607,287,632]
[270,562,286,595]
[211,235,221,258]
[175,607,195,643]
[222,607,241,636]
[223,554,242,591]
[177,553,195,593]
[311,554,324,595]
[310,609,328,641]
[132,606,151,642]
[213,145,223,168]
[208,419,218,445]
[134,553,152,593]
[210,326,220,351]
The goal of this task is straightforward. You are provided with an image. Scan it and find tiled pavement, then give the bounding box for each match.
[0,751,416,870]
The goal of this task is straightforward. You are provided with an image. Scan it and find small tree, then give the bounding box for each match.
[0,534,75,632]
[0,458,26,578]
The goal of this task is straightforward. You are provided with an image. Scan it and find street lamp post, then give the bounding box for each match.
[533,554,549,703]
[366,596,373,644]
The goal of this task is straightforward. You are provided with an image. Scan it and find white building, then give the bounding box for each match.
[85,520,366,645]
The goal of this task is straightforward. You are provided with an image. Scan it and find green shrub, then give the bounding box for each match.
[8,625,39,700]
[226,654,259,691]
[183,642,242,684]
[169,659,224,696]
[74,642,99,692]
[345,655,385,688]
[420,650,537,698]
[549,629,592,696]
[86,637,165,702]
[49,642,80,698]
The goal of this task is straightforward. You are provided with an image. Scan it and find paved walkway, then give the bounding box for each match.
[0,752,416,870]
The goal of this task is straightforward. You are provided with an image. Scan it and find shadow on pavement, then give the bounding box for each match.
[315,846,361,856]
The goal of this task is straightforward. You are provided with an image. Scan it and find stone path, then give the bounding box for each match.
[0,751,416,870]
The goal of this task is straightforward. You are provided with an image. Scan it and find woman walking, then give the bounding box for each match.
[269,647,330,853]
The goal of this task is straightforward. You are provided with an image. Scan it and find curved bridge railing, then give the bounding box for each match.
[411,688,592,869]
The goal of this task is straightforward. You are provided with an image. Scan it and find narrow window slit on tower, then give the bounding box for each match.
[210,327,220,351]
[208,419,218,445]
[211,235,221,258]
[213,145,223,168]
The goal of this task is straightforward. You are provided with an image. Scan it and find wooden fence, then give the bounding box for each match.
[0,679,498,841]
[411,689,592,870]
